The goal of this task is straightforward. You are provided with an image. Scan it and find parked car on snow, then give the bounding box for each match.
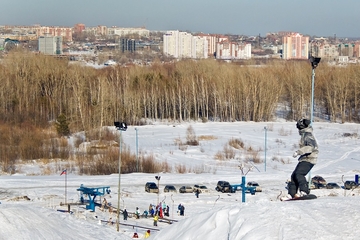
[145,182,159,193]
[179,185,193,193]
[194,185,209,193]
[215,181,231,193]
[311,175,327,185]
[344,180,358,190]
[313,182,327,189]
[326,182,341,189]
[247,181,262,192]
[193,184,201,192]
[199,185,209,193]
[164,185,177,193]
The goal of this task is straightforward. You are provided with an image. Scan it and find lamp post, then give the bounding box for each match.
[309,56,321,124]
[264,126,267,172]
[308,56,320,187]
[135,128,139,172]
[114,121,127,232]
[155,174,161,205]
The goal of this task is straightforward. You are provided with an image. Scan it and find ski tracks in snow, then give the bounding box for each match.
[316,146,360,171]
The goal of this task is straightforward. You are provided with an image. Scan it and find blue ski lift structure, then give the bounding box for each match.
[77,184,111,212]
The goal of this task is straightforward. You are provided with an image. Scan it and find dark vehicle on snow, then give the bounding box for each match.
[326,182,341,189]
[215,181,231,193]
[145,182,159,193]
[164,185,177,193]
[344,180,358,190]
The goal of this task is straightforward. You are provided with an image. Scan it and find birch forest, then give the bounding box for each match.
[1,50,360,173]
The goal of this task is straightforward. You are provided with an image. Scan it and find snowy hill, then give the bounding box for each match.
[1,121,360,239]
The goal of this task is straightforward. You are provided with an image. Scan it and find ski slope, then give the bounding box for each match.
[1,121,360,239]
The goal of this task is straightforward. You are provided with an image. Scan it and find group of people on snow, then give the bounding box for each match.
[132,229,150,238]
[122,201,177,221]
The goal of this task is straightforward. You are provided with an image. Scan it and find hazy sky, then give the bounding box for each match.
[1,0,359,37]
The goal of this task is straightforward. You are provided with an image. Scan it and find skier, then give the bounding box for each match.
[284,118,318,200]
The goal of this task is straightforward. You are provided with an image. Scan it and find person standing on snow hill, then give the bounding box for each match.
[195,188,200,198]
[179,204,185,216]
[286,118,318,199]
[123,208,128,221]
[135,207,140,219]
[153,214,159,226]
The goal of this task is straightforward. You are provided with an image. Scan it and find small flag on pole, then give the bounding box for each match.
[60,169,67,176]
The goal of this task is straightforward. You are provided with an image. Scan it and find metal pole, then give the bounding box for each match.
[310,68,315,124]
[241,176,246,203]
[171,194,174,219]
[116,131,122,232]
[264,127,267,172]
[135,128,138,172]
[308,67,315,187]
[157,175,160,204]
[65,170,67,205]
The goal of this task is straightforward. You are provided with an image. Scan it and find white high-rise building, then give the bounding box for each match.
[38,36,62,55]
[163,31,179,58]
[163,30,208,59]
[192,36,208,59]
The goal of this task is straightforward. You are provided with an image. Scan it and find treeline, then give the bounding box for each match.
[1,50,360,174]
[1,51,360,133]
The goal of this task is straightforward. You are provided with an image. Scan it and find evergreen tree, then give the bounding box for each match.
[55,114,70,137]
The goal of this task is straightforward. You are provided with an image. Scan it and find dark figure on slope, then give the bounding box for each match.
[123,208,128,221]
[195,189,200,198]
[287,118,318,199]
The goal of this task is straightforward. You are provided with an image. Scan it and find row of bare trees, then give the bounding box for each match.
[1,51,360,135]
[1,50,360,174]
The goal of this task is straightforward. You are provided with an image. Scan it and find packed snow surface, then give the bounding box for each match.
[1,121,360,239]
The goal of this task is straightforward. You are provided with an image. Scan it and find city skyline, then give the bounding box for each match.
[1,0,360,38]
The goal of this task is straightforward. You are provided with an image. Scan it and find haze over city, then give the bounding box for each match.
[1,0,359,37]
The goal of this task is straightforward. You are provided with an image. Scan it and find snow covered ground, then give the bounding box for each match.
[1,121,360,239]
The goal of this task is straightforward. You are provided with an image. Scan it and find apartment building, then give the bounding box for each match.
[310,39,339,61]
[120,38,136,53]
[163,30,208,59]
[192,35,208,59]
[282,33,309,60]
[74,23,85,34]
[0,25,71,41]
[35,26,72,42]
[196,33,218,58]
[108,27,149,38]
[38,36,63,55]
[338,43,355,57]
[216,41,251,59]
[354,43,360,58]
[97,26,108,35]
